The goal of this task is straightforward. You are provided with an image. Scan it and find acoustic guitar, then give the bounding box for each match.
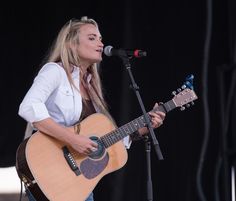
[16,76,198,201]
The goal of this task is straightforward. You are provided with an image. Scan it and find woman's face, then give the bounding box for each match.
[77,24,104,67]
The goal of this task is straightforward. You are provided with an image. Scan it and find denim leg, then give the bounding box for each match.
[85,192,94,201]
[25,189,36,201]
[26,189,93,201]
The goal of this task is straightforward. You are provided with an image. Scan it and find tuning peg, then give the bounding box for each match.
[186,103,191,108]
[172,91,177,96]
[177,88,182,93]
[184,74,194,90]
[191,101,195,106]
[181,85,187,89]
[180,106,185,111]
[186,74,194,82]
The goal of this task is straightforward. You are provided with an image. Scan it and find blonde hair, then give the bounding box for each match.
[43,16,114,122]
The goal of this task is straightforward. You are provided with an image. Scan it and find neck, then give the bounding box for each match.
[79,60,92,71]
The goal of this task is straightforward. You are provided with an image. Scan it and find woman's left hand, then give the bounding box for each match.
[138,103,166,135]
[149,103,166,128]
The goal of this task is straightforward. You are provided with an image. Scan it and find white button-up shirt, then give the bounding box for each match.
[18,62,131,148]
[19,62,82,126]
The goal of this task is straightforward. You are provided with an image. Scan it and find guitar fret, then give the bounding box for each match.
[130,122,137,132]
[105,137,111,147]
[107,133,114,146]
[109,131,118,144]
[102,137,109,148]
[138,116,147,127]
[122,127,129,136]
[134,119,139,127]
[102,131,118,147]
[122,125,131,135]
[110,131,119,142]
[127,122,135,133]
[100,134,107,147]
[112,130,119,144]
[104,134,112,147]
[133,119,140,129]
[118,127,127,139]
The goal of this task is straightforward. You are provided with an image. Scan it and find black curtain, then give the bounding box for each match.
[0,1,234,200]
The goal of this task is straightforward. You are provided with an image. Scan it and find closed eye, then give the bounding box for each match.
[89,37,95,41]
[88,34,102,42]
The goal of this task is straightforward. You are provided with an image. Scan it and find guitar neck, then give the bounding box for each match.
[100,99,176,148]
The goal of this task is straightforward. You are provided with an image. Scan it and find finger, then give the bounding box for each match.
[83,149,91,155]
[149,111,157,117]
[89,140,98,148]
[158,112,166,119]
[154,103,159,108]
[152,120,163,127]
[150,112,164,121]
[92,142,98,148]
[154,111,166,120]
[151,119,158,127]
[84,147,94,155]
[152,117,163,127]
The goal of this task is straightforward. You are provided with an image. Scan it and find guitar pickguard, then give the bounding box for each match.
[80,152,109,179]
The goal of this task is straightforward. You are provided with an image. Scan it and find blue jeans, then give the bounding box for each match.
[26,189,94,201]
[85,193,94,201]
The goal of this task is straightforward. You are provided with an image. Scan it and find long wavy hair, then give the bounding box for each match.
[42,16,114,122]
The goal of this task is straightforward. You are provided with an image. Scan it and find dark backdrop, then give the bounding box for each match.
[0,1,235,201]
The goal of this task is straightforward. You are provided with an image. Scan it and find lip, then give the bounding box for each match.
[96,50,103,57]
[96,49,103,53]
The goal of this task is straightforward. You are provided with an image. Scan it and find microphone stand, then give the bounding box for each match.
[120,54,164,201]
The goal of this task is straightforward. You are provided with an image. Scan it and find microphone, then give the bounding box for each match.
[103,45,147,58]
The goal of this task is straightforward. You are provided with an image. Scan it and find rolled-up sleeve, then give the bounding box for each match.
[18,63,62,123]
[123,136,132,149]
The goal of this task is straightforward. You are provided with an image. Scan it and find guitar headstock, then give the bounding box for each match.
[172,74,198,111]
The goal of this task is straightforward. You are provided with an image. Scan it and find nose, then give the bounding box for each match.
[98,40,104,47]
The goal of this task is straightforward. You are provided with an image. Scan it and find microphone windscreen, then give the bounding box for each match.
[103,45,113,56]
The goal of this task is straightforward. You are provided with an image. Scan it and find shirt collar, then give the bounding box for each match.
[71,66,80,79]
[71,66,92,84]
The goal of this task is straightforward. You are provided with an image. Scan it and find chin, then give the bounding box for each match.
[91,57,102,64]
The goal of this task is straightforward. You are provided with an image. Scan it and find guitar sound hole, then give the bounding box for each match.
[89,136,105,159]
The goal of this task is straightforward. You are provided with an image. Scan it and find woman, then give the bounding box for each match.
[18,16,165,201]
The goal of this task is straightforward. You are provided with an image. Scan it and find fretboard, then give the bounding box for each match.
[100,99,176,148]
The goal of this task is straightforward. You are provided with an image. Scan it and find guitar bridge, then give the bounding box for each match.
[62,146,81,176]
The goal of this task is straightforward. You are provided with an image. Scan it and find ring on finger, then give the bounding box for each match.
[91,147,97,152]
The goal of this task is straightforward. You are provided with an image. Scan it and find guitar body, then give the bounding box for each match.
[16,113,128,201]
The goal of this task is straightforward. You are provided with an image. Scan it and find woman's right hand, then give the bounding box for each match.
[70,135,98,155]
[32,118,98,155]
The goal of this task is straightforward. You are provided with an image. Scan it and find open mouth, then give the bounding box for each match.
[96,49,103,53]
